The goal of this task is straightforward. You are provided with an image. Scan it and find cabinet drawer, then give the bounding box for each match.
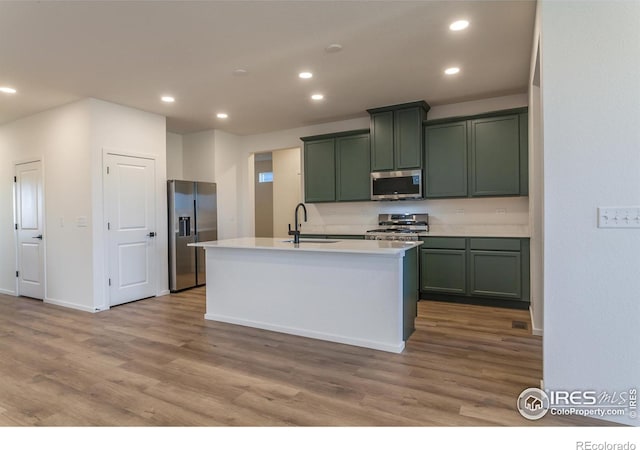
[421,237,466,250]
[469,238,521,251]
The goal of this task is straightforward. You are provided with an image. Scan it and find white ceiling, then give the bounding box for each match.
[0,1,535,135]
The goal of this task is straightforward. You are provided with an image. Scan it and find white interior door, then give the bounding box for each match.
[105,153,156,306]
[15,160,45,300]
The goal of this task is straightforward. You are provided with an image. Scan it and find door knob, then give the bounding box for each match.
[147,232,156,238]
[33,234,43,240]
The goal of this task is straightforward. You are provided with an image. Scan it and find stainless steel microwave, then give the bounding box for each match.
[370,169,423,200]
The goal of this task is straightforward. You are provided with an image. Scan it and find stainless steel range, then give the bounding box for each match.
[365,213,429,241]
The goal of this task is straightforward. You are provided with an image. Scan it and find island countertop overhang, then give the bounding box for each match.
[190,237,421,257]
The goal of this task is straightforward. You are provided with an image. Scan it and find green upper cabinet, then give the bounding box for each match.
[469,115,520,197]
[368,101,430,171]
[423,108,528,199]
[302,130,370,203]
[519,112,529,196]
[303,138,335,202]
[370,111,394,171]
[336,133,370,201]
[424,121,468,198]
[394,107,424,169]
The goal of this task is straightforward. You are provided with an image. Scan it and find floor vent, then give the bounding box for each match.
[512,320,528,330]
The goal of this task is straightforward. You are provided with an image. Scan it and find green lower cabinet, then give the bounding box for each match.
[420,237,530,308]
[420,249,467,294]
[403,247,418,340]
[469,251,521,299]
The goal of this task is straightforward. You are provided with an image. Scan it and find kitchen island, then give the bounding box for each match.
[192,237,420,353]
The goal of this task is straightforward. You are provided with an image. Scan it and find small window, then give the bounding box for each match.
[258,172,273,183]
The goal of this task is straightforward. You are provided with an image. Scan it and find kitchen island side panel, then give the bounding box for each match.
[203,247,405,353]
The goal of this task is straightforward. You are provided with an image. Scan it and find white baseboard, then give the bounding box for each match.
[204,312,405,354]
[44,297,99,313]
[0,288,17,296]
[530,306,543,336]
[157,289,170,297]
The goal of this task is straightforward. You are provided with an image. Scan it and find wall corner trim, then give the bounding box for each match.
[530,306,543,336]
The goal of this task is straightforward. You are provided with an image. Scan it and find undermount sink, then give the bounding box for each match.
[281,239,339,244]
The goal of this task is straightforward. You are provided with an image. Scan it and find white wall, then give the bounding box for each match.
[0,98,167,312]
[528,2,544,335]
[89,98,168,309]
[179,128,241,239]
[183,130,215,183]
[166,132,184,180]
[272,147,302,238]
[0,100,93,307]
[541,1,640,426]
[213,130,243,239]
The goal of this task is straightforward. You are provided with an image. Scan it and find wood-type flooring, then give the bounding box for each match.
[0,289,609,426]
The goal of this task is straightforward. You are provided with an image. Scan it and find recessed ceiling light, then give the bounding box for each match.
[325,43,343,53]
[299,72,313,79]
[444,67,460,75]
[232,68,249,76]
[161,96,175,103]
[450,20,469,31]
[216,113,228,119]
[311,94,324,101]
[0,86,17,94]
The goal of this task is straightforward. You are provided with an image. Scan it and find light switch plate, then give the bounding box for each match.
[597,206,640,228]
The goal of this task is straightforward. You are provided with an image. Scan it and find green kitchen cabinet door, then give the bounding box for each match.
[403,247,419,340]
[469,115,520,196]
[304,138,335,202]
[370,111,394,171]
[420,249,467,294]
[394,107,423,169]
[336,133,371,201]
[469,250,522,299]
[424,121,468,198]
[519,112,529,196]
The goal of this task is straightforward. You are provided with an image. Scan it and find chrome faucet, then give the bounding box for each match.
[288,203,308,244]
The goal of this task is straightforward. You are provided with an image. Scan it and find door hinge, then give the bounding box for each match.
[106,166,110,175]
[107,222,110,230]
[16,271,19,278]
[108,278,111,286]
[15,223,18,230]
[14,176,17,183]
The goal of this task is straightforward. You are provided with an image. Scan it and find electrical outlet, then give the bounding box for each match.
[496,208,507,215]
[455,209,465,215]
[598,206,640,228]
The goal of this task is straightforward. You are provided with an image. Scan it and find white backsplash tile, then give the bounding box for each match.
[300,197,530,237]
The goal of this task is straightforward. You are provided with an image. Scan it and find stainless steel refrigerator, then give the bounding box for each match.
[168,180,217,292]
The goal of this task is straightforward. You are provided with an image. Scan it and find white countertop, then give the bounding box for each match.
[191,237,421,256]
